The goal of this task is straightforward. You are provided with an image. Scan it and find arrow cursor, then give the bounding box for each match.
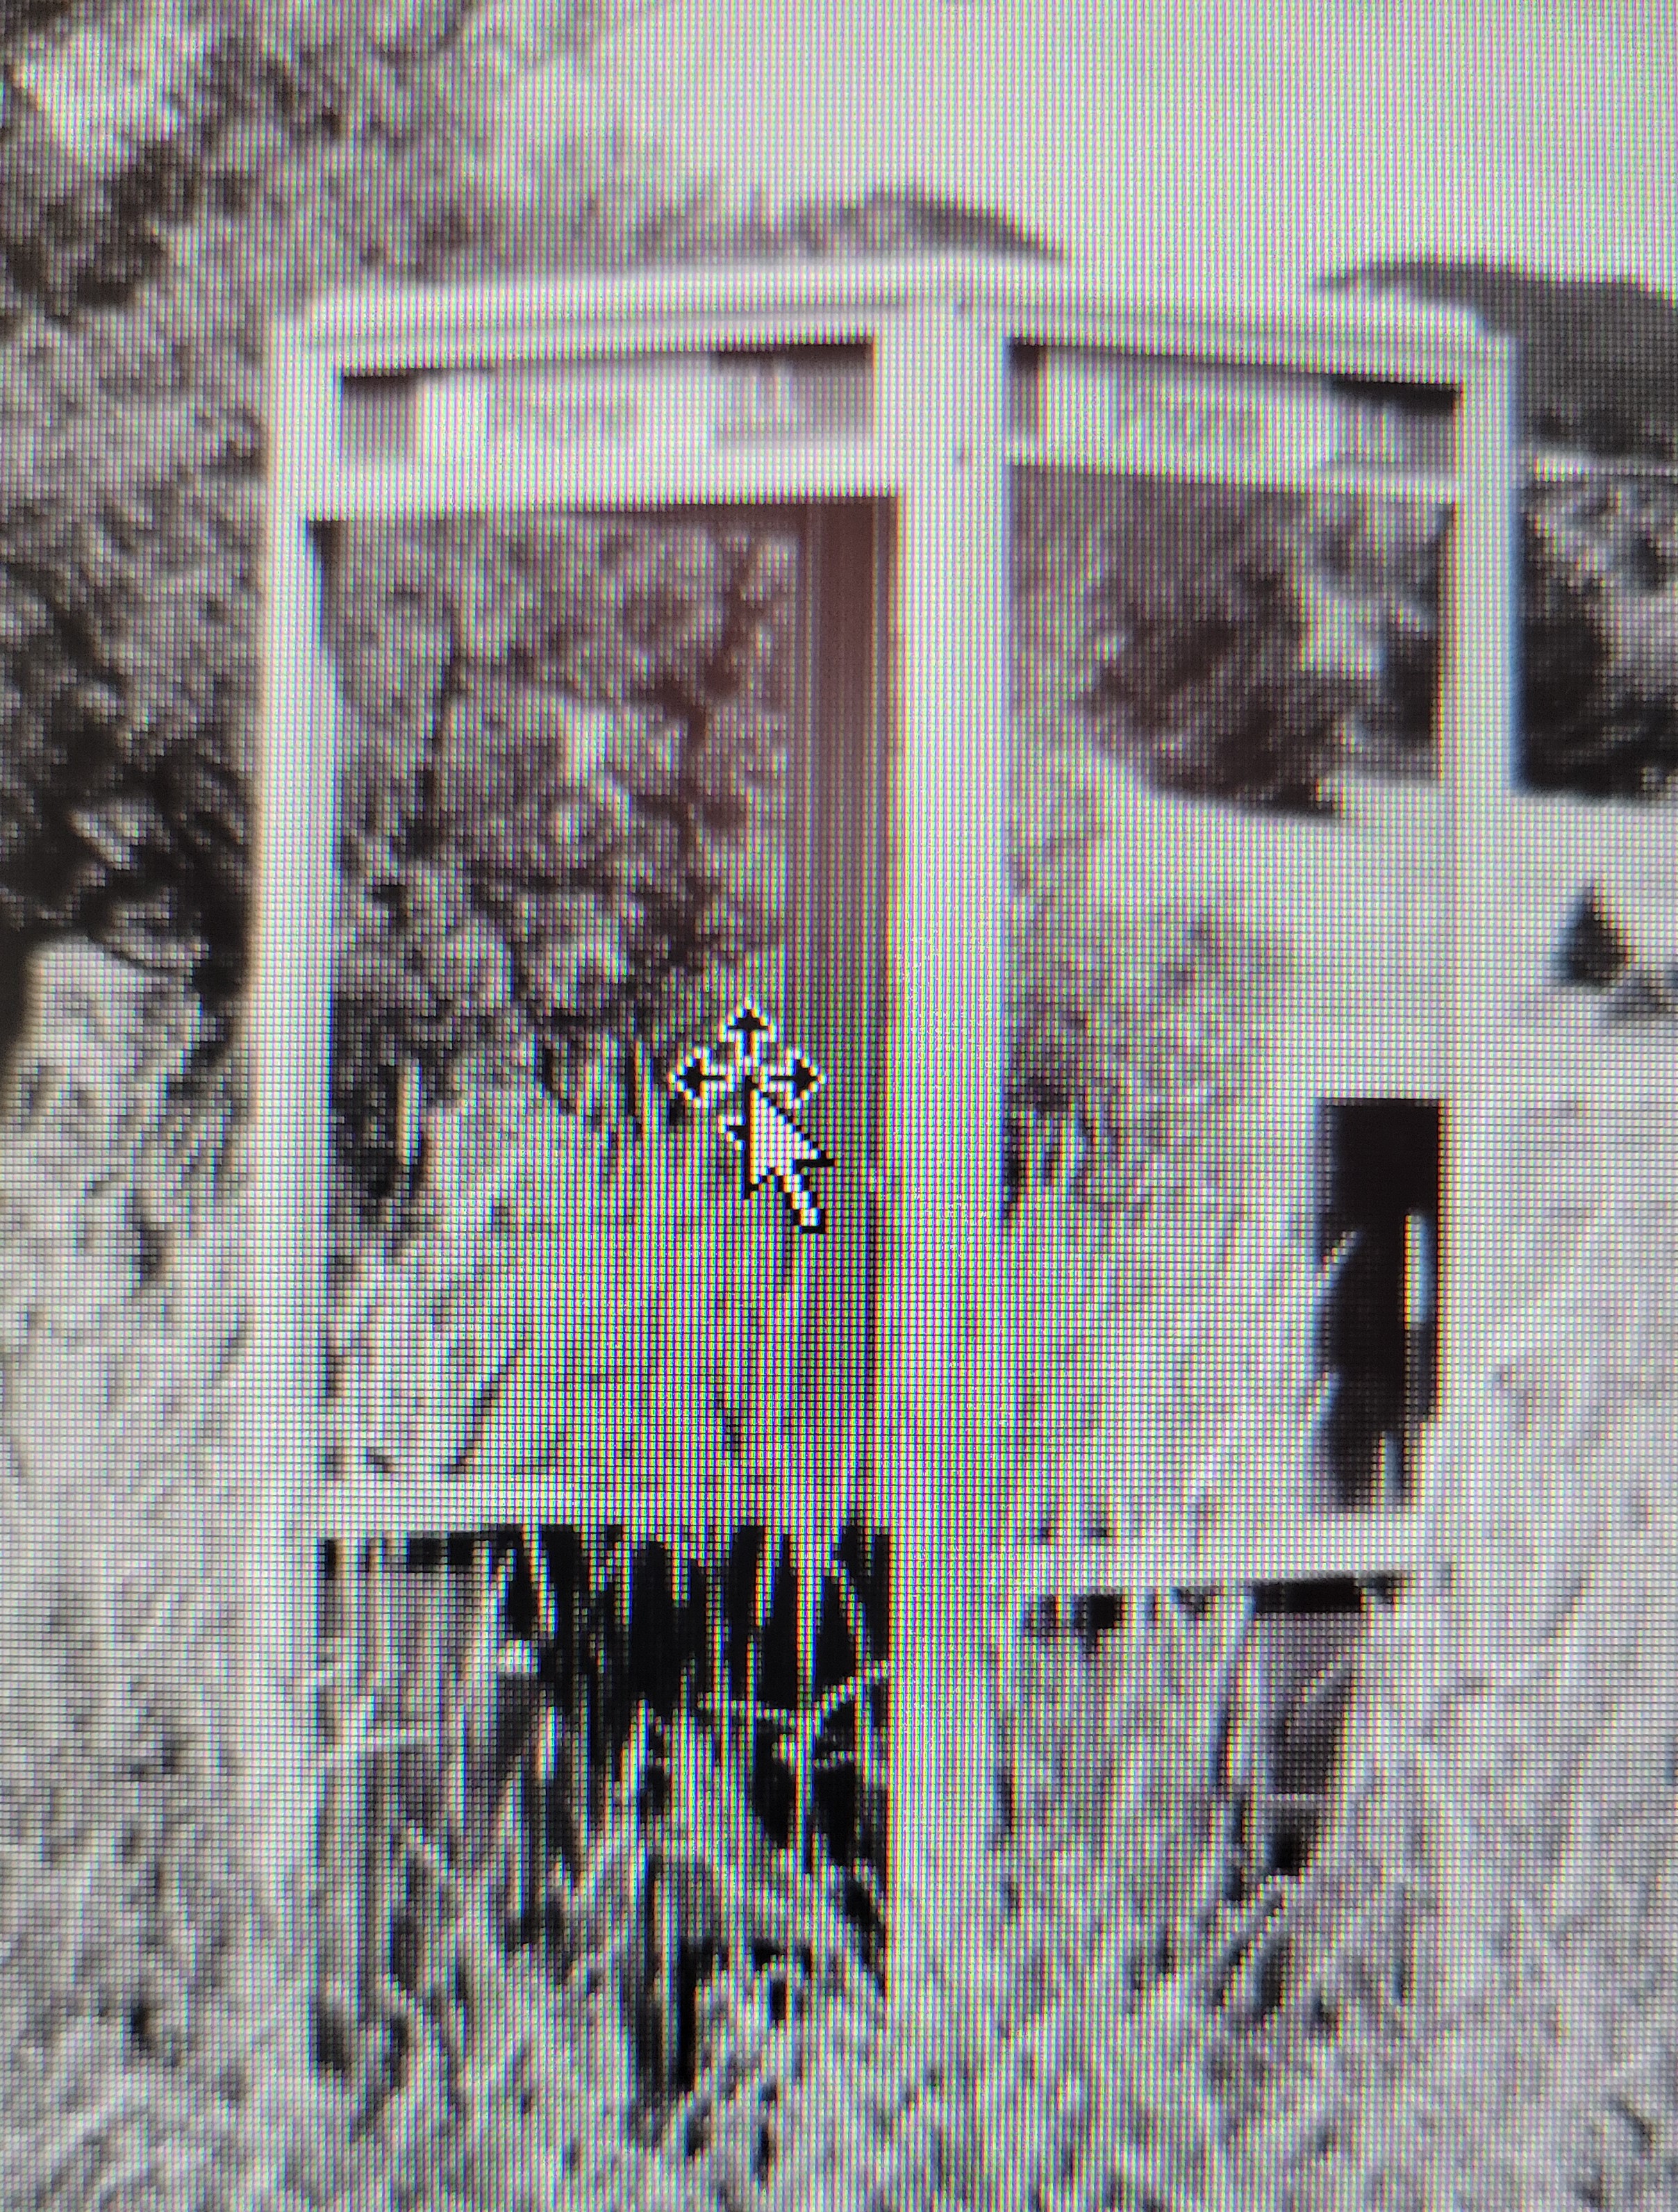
[724,1075,827,1232]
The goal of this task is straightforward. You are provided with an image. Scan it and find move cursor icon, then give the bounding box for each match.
[722,1080,826,1232]
[670,1002,829,1232]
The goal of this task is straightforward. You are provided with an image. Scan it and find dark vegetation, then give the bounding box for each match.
[1340,261,1678,463]
[1017,468,1449,816]
[1071,475,1348,814]
[324,514,799,1228]
[0,0,1045,1103]
[1341,262,1678,796]
[1519,504,1678,795]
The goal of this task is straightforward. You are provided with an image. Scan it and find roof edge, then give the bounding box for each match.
[296,256,1500,383]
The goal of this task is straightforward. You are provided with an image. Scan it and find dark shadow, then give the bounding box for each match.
[0,925,31,1101]
[1315,1099,1442,1509]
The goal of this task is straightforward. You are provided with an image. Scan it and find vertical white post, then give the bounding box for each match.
[1439,331,1518,2020]
[247,324,340,2065]
[1445,335,1519,1423]
[880,290,1011,2008]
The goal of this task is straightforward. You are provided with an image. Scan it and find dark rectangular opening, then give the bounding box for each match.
[1315,1097,1443,1509]
[1252,1580,1376,1879]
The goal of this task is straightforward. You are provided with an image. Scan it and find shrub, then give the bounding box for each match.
[1017,472,1345,818]
[324,515,797,1228]
[1518,500,1678,801]
[0,946,249,2212]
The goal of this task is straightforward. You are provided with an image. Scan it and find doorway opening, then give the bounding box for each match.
[1315,1097,1443,1509]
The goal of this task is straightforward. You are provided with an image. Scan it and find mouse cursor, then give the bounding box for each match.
[722,1078,827,1232]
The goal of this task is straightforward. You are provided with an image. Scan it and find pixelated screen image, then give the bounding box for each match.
[3,19,1676,2204]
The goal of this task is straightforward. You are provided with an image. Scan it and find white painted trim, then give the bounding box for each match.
[1445,340,1520,1423]
[246,330,340,2046]
[1006,447,1460,502]
[309,443,891,522]
[298,256,1490,381]
[879,297,1013,2006]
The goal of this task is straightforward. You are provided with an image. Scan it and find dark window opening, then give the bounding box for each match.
[1315,1098,1442,1510]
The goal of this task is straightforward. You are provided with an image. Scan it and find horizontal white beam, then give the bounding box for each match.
[297,258,1495,390]
[1009,444,1460,501]
[303,443,891,522]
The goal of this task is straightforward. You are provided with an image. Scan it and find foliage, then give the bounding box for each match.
[1058,474,1347,816]
[1519,499,1678,799]
[288,1485,1306,2212]
[0,0,529,1037]
[0,254,264,1048]
[1247,1122,1678,2210]
[0,949,249,2211]
[1007,1173,1345,1551]
[1008,722,1279,1221]
[5,24,1676,2211]
[0,0,501,1061]
[0,1,1036,1093]
[0,3,792,1075]
[324,516,796,1226]
[1341,262,1678,467]
[1518,505,1623,795]
[331,1071,788,1494]
[986,1590,1297,2212]
[1306,493,1445,780]
[303,1535,889,2208]
[1006,718,1338,1547]
[1341,262,1678,800]
[309,1075,905,2204]
[0,0,226,320]
[313,1025,1334,2209]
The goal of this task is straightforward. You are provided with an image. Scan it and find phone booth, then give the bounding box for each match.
[249,256,1516,2050]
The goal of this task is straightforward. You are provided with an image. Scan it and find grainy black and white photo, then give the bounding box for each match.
[1,3,1676,2207]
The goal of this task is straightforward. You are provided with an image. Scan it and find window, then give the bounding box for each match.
[1008,349,1456,1555]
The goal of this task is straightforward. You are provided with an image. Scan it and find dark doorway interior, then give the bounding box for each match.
[313,1521,890,2101]
[1254,1580,1370,1879]
[1315,1098,1442,1509]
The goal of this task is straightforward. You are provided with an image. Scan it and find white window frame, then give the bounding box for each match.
[249,256,1518,2015]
